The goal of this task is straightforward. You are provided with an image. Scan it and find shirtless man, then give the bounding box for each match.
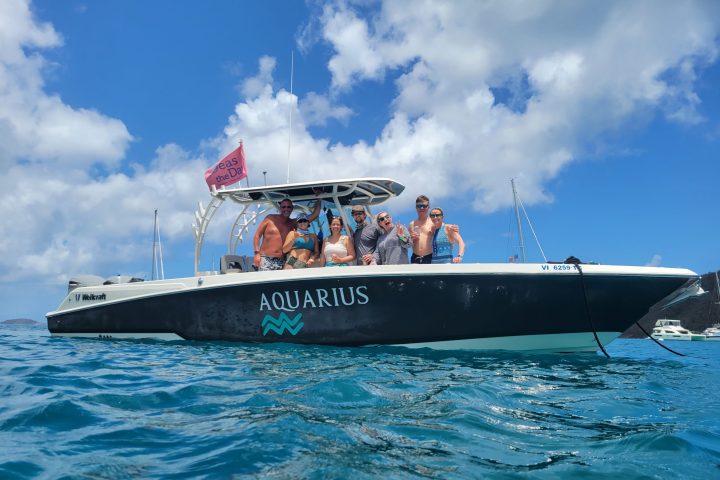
[253,198,321,271]
[408,194,458,264]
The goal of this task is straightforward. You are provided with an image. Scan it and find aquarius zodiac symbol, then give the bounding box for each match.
[261,312,304,336]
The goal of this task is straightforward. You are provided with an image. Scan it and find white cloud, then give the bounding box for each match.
[308,0,720,210]
[646,254,663,267]
[0,144,209,283]
[0,0,197,283]
[241,55,276,98]
[300,91,352,126]
[0,1,132,169]
[1,0,720,291]
[322,5,386,89]
[0,0,60,63]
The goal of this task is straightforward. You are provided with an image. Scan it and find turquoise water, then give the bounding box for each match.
[2,325,719,479]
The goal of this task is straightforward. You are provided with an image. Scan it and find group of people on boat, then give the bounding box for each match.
[253,195,465,271]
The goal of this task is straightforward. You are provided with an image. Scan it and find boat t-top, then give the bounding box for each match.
[47,177,702,353]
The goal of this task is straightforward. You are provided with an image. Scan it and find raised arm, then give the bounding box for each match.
[396,223,411,249]
[409,220,419,244]
[448,226,465,263]
[306,199,322,223]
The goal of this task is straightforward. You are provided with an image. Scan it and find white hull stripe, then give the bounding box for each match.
[51,331,619,353]
[392,332,620,353]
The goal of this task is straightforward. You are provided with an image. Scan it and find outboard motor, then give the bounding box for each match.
[220,255,251,273]
[68,275,105,293]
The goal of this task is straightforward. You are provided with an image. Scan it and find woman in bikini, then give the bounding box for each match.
[282,215,319,269]
[321,216,355,267]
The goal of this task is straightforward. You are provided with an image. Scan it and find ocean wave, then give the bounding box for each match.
[1,328,719,478]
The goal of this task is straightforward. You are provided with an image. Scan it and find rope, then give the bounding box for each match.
[574,263,610,358]
[633,321,686,356]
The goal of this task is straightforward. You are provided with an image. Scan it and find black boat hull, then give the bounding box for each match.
[47,266,697,352]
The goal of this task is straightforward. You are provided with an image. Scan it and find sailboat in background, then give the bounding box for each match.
[509,178,547,263]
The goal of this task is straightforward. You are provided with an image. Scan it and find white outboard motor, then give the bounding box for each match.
[68,275,105,293]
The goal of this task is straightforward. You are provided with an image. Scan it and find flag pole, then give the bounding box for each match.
[286,50,294,184]
[240,139,250,188]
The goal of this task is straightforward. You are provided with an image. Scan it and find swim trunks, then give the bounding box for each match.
[411,253,432,264]
[259,255,285,271]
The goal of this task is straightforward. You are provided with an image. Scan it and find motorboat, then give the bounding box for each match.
[651,319,705,341]
[702,324,720,341]
[47,177,702,353]
[703,272,720,340]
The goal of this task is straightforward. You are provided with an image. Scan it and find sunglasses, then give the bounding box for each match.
[416,204,429,209]
[352,211,365,216]
[429,213,443,218]
[297,219,309,223]
[377,215,391,222]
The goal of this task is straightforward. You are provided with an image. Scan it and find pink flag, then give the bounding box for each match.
[205,143,248,190]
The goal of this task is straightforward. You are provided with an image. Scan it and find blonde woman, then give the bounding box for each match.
[373,211,411,265]
[321,216,355,266]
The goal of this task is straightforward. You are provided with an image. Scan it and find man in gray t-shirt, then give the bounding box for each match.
[350,205,382,265]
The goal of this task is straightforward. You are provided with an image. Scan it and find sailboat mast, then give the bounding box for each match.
[151,209,165,280]
[511,178,526,263]
[286,50,294,184]
[151,209,158,280]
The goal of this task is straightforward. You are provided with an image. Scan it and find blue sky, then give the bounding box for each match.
[2,0,720,321]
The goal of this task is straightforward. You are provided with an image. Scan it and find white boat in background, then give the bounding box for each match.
[702,324,720,341]
[704,272,720,340]
[651,319,705,341]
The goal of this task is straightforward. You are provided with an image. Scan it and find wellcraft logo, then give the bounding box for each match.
[262,312,304,336]
[74,293,107,302]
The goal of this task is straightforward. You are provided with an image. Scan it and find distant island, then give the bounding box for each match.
[623,270,720,338]
[1,318,39,325]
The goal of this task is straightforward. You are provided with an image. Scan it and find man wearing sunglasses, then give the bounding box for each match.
[350,205,383,265]
[408,195,459,264]
[253,198,321,271]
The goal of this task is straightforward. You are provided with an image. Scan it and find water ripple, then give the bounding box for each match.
[1,325,720,478]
